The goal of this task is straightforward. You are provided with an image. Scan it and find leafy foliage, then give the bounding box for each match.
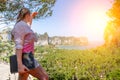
[0,41,120,79]
[0,41,14,63]
[34,46,120,80]
[107,69,120,80]
[0,0,56,24]
[104,0,120,46]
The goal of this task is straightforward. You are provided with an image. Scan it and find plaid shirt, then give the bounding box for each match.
[12,21,38,53]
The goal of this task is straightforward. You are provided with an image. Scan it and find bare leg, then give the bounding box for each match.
[28,66,49,80]
[18,73,29,80]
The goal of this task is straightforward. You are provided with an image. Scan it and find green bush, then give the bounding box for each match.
[0,42,120,80]
[34,46,120,80]
[0,41,14,63]
[106,69,120,80]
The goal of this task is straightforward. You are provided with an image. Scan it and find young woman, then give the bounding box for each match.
[12,7,49,80]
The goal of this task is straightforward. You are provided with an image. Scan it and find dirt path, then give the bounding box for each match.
[0,63,34,80]
[0,63,18,80]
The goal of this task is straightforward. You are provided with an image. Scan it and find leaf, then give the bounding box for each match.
[0,0,56,24]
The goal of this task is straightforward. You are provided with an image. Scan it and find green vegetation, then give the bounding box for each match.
[1,0,120,80]
[0,0,56,25]
[34,46,120,80]
[0,41,120,80]
[0,41,14,63]
[104,0,120,46]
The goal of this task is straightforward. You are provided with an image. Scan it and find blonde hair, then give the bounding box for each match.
[17,7,30,23]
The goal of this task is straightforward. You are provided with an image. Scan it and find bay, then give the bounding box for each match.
[56,41,104,50]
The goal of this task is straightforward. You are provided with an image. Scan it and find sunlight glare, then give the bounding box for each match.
[86,10,108,32]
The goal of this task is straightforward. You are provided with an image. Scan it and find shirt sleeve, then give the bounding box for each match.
[12,24,26,49]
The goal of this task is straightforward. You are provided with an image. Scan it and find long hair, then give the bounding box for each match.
[11,8,31,40]
[16,7,31,23]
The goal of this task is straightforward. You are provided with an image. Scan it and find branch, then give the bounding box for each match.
[0,0,56,26]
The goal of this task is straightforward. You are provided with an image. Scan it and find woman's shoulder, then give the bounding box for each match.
[15,21,27,28]
[14,21,29,31]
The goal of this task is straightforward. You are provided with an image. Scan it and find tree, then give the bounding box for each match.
[0,0,56,25]
[104,0,120,46]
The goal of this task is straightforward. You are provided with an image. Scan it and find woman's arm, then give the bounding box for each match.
[28,12,38,26]
[16,49,22,66]
[16,49,29,73]
[12,24,29,73]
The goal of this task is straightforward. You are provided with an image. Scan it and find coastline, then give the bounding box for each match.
[56,41,104,50]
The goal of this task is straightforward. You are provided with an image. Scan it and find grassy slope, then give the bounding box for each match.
[0,42,120,80]
[35,46,120,80]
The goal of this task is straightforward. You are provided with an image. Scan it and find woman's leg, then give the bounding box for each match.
[28,66,49,80]
[18,73,29,80]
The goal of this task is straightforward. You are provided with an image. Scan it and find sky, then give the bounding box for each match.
[0,0,113,42]
[32,0,113,42]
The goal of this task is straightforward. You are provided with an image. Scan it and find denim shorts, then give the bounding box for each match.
[34,58,40,68]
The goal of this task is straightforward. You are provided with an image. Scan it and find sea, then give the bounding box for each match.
[56,41,104,50]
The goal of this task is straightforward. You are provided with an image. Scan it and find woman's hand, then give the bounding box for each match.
[27,12,38,26]
[16,49,29,73]
[31,12,38,18]
[18,64,29,74]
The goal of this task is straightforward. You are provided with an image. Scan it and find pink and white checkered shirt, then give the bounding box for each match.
[12,21,38,53]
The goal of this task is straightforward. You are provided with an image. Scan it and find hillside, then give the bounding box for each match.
[0,28,88,46]
[0,36,120,80]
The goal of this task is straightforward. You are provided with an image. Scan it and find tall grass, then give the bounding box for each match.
[0,42,120,79]
[35,46,120,80]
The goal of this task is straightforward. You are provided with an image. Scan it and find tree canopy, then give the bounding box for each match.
[0,0,56,25]
[104,0,120,46]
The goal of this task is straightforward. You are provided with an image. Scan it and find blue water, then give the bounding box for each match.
[56,45,87,50]
[56,41,104,50]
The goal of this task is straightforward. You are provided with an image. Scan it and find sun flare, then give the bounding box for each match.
[85,10,109,33]
[68,0,112,41]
